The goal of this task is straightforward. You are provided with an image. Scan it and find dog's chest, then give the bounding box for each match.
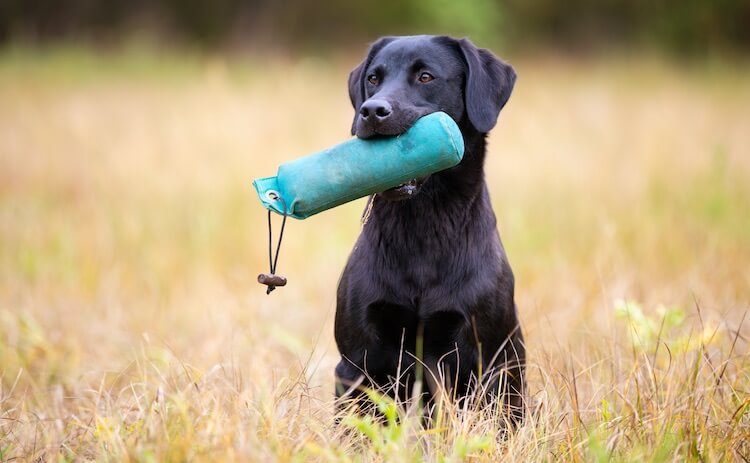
[362,223,502,312]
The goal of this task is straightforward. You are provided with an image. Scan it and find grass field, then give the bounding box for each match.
[1,46,749,461]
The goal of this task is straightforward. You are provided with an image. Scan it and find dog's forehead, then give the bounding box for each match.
[370,37,463,72]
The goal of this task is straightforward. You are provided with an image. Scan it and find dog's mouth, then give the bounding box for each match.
[379,176,428,201]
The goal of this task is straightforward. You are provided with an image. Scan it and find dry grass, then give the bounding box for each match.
[0,46,749,461]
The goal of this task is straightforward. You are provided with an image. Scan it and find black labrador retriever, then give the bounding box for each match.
[334,35,525,422]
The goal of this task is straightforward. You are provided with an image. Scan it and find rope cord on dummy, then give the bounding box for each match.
[258,192,287,294]
[251,113,466,293]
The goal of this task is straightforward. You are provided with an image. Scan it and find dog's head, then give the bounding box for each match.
[348,35,516,200]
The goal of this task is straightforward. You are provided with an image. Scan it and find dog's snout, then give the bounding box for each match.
[354,98,419,138]
[359,99,392,121]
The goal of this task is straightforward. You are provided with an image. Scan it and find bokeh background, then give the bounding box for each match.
[1,1,749,461]
[3,0,750,54]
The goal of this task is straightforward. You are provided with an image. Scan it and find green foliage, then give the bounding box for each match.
[440,434,493,463]
[614,299,685,350]
[1,0,748,53]
[0,309,78,387]
[337,389,494,462]
[410,0,504,46]
[586,428,610,463]
[340,390,421,461]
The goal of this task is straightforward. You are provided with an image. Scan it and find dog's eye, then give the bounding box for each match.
[367,74,379,86]
[418,72,434,83]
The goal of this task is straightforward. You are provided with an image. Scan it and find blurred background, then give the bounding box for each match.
[2,0,750,55]
[1,1,749,460]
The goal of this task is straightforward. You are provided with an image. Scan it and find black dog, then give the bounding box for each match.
[334,35,525,422]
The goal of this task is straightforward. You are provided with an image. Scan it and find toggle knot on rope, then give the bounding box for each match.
[258,192,287,295]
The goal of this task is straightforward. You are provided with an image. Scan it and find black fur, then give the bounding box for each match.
[335,35,524,422]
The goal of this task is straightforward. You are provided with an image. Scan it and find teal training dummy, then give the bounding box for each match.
[252,111,464,293]
[253,111,464,220]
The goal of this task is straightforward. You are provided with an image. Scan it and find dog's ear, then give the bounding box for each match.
[348,37,394,135]
[456,38,516,133]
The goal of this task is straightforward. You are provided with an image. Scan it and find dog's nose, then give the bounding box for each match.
[359,99,392,122]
